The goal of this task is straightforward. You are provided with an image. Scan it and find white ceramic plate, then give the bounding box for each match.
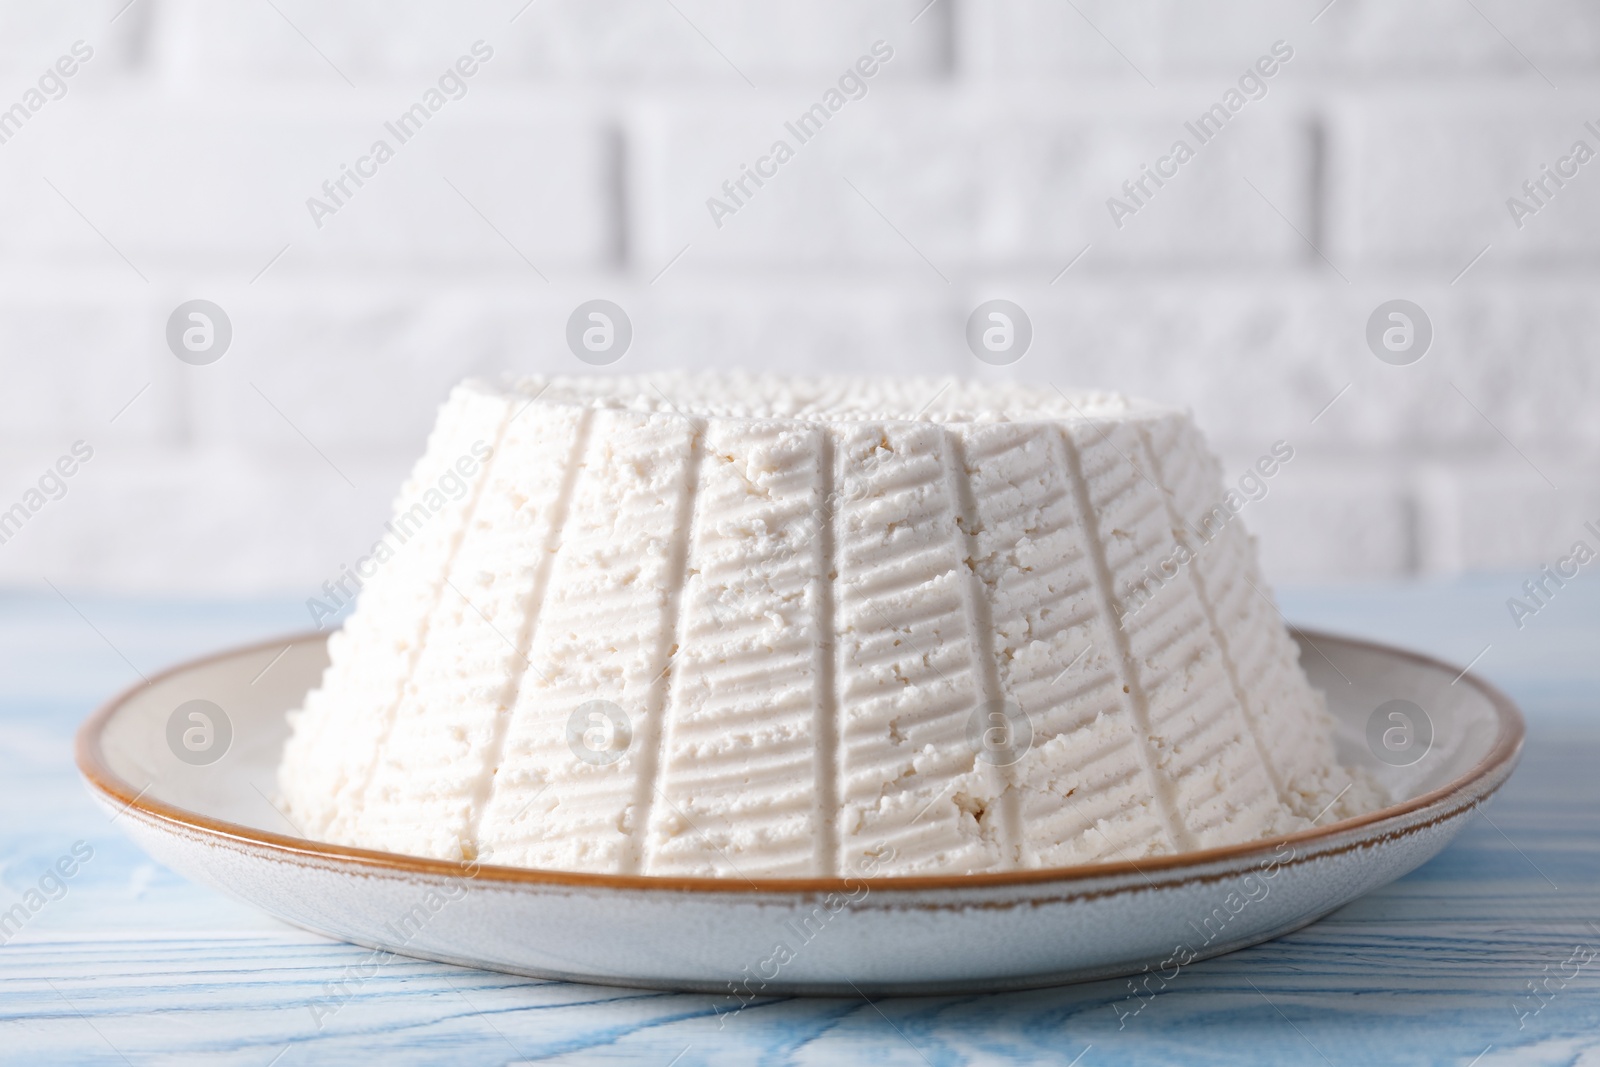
[77,628,1522,996]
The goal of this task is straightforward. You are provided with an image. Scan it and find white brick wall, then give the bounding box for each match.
[632,93,1313,269]
[0,0,1592,594]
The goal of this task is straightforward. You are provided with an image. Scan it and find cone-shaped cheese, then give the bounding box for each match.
[279,374,1380,877]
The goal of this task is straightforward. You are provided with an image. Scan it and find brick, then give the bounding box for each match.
[1429,282,1600,452]
[0,276,178,447]
[590,276,956,375]
[1309,0,1600,79]
[1224,453,1416,581]
[1328,93,1600,267]
[179,281,535,454]
[957,0,1302,81]
[0,92,617,273]
[988,280,1351,454]
[506,0,950,83]
[0,1,144,75]
[1418,459,1600,575]
[153,0,948,86]
[1152,4,1311,77]
[959,0,1317,82]
[1286,279,1600,455]
[632,94,1314,271]
[956,0,1154,80]
[961,0,1600,79]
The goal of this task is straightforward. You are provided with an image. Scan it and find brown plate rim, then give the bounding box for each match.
[75,626,1525,895]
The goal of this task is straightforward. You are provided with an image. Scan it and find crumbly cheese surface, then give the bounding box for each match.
[278,374,1382,877]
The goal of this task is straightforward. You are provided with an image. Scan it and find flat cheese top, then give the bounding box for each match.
[474,373,1163,425]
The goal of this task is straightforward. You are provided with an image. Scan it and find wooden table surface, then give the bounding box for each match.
[2,577,1596,1065]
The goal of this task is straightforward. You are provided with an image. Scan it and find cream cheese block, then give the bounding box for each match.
[277,373,1382,878]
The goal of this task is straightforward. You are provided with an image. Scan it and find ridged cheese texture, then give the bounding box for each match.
[277,374,1382,877]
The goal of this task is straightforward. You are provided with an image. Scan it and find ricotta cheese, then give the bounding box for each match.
[278,374,1382,877]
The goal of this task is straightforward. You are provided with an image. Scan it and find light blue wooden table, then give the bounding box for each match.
[2,578,1596,1065]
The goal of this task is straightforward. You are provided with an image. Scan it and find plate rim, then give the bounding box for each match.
[75,625,1525,896]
